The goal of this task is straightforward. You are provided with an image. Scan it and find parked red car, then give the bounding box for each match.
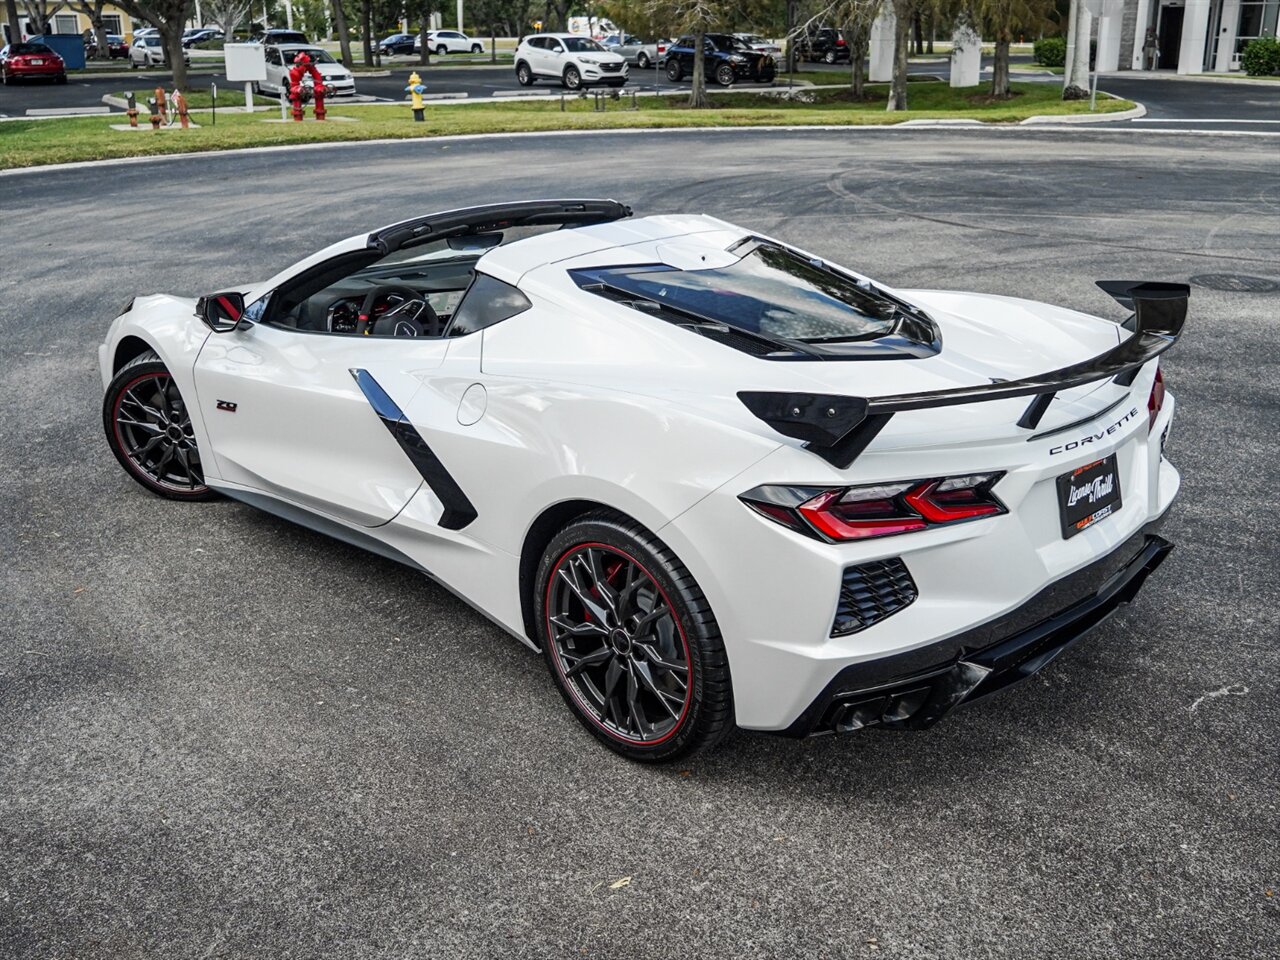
[0,42,68,84]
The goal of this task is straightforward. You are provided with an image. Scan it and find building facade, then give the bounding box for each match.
[1116,0,1279,73]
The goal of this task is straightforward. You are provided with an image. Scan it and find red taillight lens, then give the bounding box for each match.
[742,474,1006,542]
[836,39,847,46]
[1147,366,1165,432]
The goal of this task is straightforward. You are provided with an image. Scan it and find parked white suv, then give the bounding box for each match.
[415,30,485,55]
[514,33,628,89]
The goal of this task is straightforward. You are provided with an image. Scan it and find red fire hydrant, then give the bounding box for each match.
[287,52,329,122]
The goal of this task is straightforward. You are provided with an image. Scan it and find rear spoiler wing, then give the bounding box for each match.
[367,198,632,255]
[739,281,1189,469]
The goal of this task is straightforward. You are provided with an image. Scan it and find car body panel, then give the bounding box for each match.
[99,205,1183,735]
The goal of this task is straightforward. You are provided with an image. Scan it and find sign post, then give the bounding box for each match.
[223,43,267,114]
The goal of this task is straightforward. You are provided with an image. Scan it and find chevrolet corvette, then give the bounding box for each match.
[99,199,1186,761]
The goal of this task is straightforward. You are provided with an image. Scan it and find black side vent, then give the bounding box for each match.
[832,559,918,637]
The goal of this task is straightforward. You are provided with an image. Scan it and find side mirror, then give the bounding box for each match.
[196,291,246,332]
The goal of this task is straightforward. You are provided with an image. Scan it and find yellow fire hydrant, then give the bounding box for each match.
[406,72,426,123]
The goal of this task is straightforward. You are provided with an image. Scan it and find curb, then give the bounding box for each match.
[1020,98,1147,124]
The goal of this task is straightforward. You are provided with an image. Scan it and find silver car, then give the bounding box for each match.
[733,34,783,57]
[605,35,665,69]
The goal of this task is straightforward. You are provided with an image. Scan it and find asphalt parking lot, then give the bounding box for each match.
[1,129,1277,959]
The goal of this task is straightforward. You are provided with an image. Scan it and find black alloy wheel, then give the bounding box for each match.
[715,62,736,86]
[103,351,214,501]
[563,64,581,89]
[666,58,683,81]
[536,512,733,761]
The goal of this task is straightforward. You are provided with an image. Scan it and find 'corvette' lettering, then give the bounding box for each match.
[1049,407,1139,455]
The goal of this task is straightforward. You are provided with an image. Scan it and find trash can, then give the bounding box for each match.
[32,34,87,70]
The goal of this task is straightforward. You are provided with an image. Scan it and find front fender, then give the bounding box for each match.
[99,294,215,474]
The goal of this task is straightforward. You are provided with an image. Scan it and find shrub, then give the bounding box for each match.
[1034,36,1066,67]
[1240,36,1280,76]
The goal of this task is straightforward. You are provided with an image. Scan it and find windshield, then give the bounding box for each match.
[579,244,901,343]
[563,37,605,52]
[288,47,337,63]
[709,35,750,52]
[10,43,53,54]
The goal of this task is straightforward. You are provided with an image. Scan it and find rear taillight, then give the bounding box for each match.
[742,474,1006,542]
[836,39,847,46]
[1147,366,1165,431]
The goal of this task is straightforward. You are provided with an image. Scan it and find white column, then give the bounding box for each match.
[950,24,981,87]
[1096,13,1123,71]
[284,1,293,30]
[1215,0,1241,72]
[195,0,203,26]
[869,9,896,82]
[457,0,464,32]
[1131,0,1152,69]
[1178,0,1213,73]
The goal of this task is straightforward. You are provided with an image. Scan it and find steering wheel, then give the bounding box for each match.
[356,284,436,337]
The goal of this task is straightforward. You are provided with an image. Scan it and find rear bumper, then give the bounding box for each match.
[781,522,1173,737]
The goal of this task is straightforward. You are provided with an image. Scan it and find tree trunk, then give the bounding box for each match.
[489,22,495,63]
[4,0,20,45]
[331,0,352,67]
[1063,2,1090,99]
[912,12,922,56]
[689,29,707,109]
[360,0,373,66]
[927,12,934,54]
[991,37,1010,98]
[418,16,430,65]
[846,19,868,99]
[886,8,909,111]
[92,15,110,61]
[162,21,188,90]
[784,0,797,74]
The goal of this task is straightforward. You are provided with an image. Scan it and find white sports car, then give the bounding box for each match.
[99,200,1186,761]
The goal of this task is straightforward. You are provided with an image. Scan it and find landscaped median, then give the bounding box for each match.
[0,82,1137,172]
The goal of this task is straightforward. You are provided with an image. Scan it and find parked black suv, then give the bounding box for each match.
[795,27,849,64]
[665,33,776,86]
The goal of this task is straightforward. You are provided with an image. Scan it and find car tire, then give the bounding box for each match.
[515,60,533,86]
[562,64,581,90]
[129,58,137,70]
[666,58,683,81]
[824,49,837,64]
[103,351,216,502]
[55,72,67,84]
[471,43,483,54]
[535,511,734,762]
[715,63,735,86]
[637,51,650,69]
[436,44,448,56]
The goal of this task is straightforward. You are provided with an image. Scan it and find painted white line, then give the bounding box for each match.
[26,106,111,116]
[1129,118,1280,123]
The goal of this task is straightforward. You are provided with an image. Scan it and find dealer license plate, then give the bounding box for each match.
[1056,454,1122,539]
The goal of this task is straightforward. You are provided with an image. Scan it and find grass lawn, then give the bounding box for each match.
[0,82,1134,171]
